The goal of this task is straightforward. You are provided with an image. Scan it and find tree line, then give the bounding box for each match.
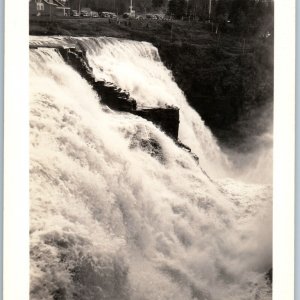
[168,0,273,36]
[65,0,273,37]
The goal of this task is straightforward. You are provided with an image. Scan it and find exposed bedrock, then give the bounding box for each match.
[132,107,179,140]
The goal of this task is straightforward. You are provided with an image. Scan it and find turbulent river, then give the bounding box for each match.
[29,36,272,300]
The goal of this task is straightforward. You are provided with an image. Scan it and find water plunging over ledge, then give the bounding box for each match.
[29,36,272,300]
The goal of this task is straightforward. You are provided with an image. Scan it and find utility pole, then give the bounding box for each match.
[208,0,211,22]
[50,1,53,21]
[186,0,189,17]
[78,0,81,15]
[129,0,135,17]
[193,3,197,21]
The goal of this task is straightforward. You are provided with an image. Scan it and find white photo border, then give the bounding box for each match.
[3,0,296,299]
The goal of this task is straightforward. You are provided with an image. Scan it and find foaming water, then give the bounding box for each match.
[30,36,231,179]
[30,38,272,300]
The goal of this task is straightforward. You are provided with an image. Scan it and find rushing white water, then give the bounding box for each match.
[30,37,272,300]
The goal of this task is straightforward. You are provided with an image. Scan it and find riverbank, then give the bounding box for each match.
[30,17,273,150]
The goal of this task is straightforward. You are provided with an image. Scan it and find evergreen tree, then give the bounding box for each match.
[214,0,230,33]
[168,0,186,19]
[136,0,152,13]
[229,0,251,35]
[215,0,230,19]
[177,0,187,18]
[168,0,177,17]
[152,0,163,9]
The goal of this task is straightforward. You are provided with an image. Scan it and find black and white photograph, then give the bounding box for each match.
[3,0,296,299]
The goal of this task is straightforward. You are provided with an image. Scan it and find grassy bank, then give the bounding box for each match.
[30,17,274,150]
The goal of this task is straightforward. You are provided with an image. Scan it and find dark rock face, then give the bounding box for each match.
[175,140,199,163]
[130,136,165,163]
[132,107,180,140]
[57,47,137,112]
[95,81,137,111]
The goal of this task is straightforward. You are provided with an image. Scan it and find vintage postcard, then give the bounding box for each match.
[4,0,295,299]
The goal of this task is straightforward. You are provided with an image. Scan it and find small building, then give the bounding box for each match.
[29,0,70,17]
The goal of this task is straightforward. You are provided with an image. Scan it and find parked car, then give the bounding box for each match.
[109,12,117,19]
[154,14,164,20]
[146,14,157,19]
[80,11,90,17]
[71,10,79,17]
[80,8,92,17]
[100,12,117,18]
[123,12,135,19]
[91,11,99,18]
[100,12,109,18]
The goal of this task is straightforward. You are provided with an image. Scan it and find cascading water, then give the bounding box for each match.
[30,36,272,300]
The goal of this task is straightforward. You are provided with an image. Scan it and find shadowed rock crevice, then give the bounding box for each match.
[130,135,165,163]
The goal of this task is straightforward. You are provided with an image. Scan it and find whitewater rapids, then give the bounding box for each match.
[29,36,272,300]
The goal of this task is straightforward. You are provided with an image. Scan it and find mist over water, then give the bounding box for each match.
[30,37,272,300]
[223,104,273,185]
[231,131,273,184]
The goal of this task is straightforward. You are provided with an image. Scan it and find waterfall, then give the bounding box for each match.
[29,37,272,300]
